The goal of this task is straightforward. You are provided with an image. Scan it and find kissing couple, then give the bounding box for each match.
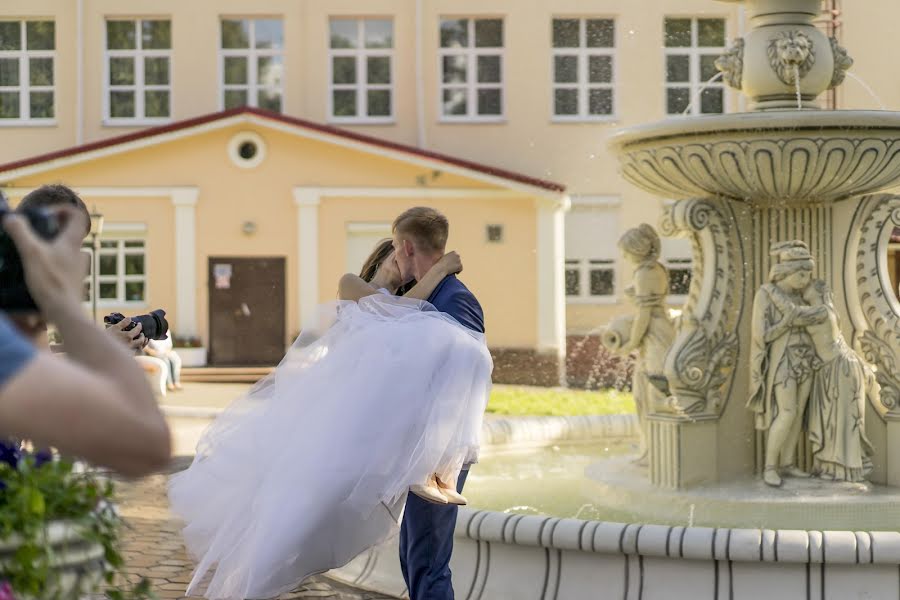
[169,206,494,600]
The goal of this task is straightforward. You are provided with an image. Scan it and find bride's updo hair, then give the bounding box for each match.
[618,223,661,262]
[359,239,394,283]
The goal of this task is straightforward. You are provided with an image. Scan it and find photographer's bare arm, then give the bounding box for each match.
[338,251,462,301]
[0,208,170,477]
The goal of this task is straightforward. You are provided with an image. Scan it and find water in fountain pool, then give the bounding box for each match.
[465,443,639,522]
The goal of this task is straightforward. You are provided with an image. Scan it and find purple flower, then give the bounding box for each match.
[0,441,19,469]
[33,449,52,468]
[0,581,16,600]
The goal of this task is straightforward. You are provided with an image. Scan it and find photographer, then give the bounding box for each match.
[16,184,149,352]
[0,206,170,477]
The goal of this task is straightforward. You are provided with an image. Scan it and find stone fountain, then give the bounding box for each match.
[601,0,900,523]
[329,1,900,597]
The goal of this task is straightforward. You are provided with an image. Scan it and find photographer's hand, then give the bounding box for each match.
[2,207,88,316]
[106,319,147,351]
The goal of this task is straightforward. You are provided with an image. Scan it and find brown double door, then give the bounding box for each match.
[208,257,286,366]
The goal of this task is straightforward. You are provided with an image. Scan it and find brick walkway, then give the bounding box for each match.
[110,457,396,600]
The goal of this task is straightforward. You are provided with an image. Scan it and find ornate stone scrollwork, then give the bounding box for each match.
[715,38,744,90]
[828,37,853,90]
[616,136,900,205]
[767,30,815,85]
[847,194,900,419]
[658,199,742,417]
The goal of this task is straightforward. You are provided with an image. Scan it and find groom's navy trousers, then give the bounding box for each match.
[400,274,484,600]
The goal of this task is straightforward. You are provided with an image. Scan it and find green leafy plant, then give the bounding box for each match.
[0,445,156,600]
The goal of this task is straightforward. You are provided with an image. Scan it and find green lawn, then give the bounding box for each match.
[487,385,635,417]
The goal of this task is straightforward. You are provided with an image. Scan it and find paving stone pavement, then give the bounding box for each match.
[105,457,397,600]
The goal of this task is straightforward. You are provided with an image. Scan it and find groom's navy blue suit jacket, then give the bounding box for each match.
[427,274,484,334]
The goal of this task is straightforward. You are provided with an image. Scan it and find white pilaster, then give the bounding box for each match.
[171,188,199,337]
[293,188,321,329]
[536,195,569,370]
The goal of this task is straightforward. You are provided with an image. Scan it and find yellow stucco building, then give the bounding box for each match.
[0,1,896,382]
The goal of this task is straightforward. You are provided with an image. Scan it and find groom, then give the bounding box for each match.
[392,206,485,600]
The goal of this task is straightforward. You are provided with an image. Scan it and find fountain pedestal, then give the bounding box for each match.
[612,111,900,490]
[648,416,718,489]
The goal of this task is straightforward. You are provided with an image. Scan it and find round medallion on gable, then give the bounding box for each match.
[228,131,267,169]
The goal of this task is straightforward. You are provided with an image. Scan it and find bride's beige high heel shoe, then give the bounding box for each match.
[435,475,467,506]
[410,475,449,505]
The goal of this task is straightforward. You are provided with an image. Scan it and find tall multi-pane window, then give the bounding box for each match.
[565,199,619,302]
[551,18,615,119]
[328,18,393,122]
[105,19,171,122]
[82,239,147,304]
[664,17,726,115]
[0,21,55,122]
[439,18,503,120]
[220,18,284,112]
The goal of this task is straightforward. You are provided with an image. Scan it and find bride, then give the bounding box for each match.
[168,241,493,600]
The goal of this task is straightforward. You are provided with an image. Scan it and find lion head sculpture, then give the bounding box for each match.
[767,30,816,85]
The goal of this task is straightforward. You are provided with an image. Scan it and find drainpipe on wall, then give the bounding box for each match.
[415,0,426,148]
[76,0,84,145]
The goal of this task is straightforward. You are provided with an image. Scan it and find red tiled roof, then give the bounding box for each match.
[0,106,566,193]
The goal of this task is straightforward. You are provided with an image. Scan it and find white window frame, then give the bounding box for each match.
[103,18,172,126]
[564,195,620,305]
[565,258,617,304]
[663,16,727,117]
[550,17,616,122]
[82,236,149,307]
[327,18,394,124]
[0,20,56,126]
[219,17,285,112]
[438,17,505,123]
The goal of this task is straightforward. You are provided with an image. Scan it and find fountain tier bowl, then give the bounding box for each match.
[610,110,900,205]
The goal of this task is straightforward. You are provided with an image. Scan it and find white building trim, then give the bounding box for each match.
[536,194,570,382]
[0,112,562,199]
[293,188,321,331]
[569,194,621,207]
[293,186,527,199]
[346,222,393,234]
[171,188,199,337]
[3,185,199,199]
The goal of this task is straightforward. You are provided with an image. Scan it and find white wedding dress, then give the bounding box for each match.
[168,292,493,599]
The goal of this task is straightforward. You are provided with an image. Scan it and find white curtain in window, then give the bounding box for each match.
[660,236,692,262]
[565,204,619,261]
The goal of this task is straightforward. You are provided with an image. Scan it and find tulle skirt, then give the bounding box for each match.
[168,293,493,599]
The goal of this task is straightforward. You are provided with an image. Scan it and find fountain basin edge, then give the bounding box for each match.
[329,413,900,599]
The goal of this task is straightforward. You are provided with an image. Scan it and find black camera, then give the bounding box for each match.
[104,309,169,341]
[0,198,61,312]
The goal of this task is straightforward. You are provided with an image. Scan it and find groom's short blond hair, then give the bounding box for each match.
[393,207,448,254]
